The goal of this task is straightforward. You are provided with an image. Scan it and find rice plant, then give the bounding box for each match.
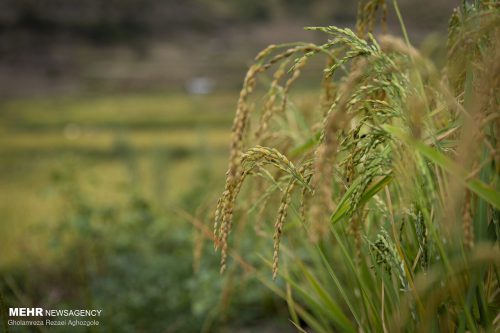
[213,0,499,331]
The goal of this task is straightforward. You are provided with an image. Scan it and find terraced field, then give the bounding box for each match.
[0,92,235,266]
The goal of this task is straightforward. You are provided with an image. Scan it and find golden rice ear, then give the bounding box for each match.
[300,171,314,226]
[356,0,387,39]
[217,144,311,274]
[219,164,255,273]
[255,60,290,141]
[462,189,474,250]
[255,43,329,143]
[280,55,308,113]
[216,62,263,272]
[272,162,313,279]
[272,179,297,280]
[213,197,222,249]
[255,44,277,61]
[217,43,326,259]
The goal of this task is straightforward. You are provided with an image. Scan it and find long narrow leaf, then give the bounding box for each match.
[383,125,500,209]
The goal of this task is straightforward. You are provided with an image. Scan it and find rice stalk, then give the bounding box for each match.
[211,1,500,330]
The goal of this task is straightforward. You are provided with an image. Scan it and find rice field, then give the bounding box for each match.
[0,1,499,332]
[0,93,234,267]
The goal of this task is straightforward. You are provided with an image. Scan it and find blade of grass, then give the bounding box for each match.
[331,173,393,224]
[298,261,356,333]
[384,125,500,209]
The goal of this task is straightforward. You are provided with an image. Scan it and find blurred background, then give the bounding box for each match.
[0,0,456,332]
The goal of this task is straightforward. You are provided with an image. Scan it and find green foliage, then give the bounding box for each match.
[0,147,286,332]
[214,0,500,331]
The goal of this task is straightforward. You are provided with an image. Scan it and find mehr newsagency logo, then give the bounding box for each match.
[8,307,102,327]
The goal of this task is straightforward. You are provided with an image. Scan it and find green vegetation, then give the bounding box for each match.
[0,93,294,332]
[0,1,498,332]
[0,93,231,266]
[213,1,499,331]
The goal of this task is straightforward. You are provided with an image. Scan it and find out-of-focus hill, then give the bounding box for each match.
[0,0,456,97]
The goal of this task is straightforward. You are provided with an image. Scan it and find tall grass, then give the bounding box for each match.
[213,0,499,331]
